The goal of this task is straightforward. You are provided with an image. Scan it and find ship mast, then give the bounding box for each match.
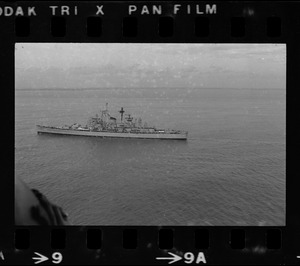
[119,107,125,122]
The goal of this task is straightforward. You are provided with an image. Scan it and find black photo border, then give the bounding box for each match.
[1,0,299,264]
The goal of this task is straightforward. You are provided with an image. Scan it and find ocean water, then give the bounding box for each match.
[15,87,286,226]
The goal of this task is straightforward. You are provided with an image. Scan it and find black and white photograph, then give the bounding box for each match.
[15,43,286,226]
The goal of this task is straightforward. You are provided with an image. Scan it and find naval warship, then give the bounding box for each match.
[36,104,188,140]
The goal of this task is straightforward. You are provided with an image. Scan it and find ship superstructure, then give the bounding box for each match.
[36,104,188,140]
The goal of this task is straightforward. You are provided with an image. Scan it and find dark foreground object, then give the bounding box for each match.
[15,177,69,225]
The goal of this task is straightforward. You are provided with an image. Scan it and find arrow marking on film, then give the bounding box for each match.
[32,252,49,264]
[156,252,182,264]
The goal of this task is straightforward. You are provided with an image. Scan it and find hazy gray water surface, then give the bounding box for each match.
[15,87,286,225]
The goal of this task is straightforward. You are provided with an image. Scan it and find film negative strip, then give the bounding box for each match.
[0,0,299,264]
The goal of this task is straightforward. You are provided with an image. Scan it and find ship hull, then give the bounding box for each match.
[36,126,187,140]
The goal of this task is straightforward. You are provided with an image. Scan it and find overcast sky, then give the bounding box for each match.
[15,43,286,89]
